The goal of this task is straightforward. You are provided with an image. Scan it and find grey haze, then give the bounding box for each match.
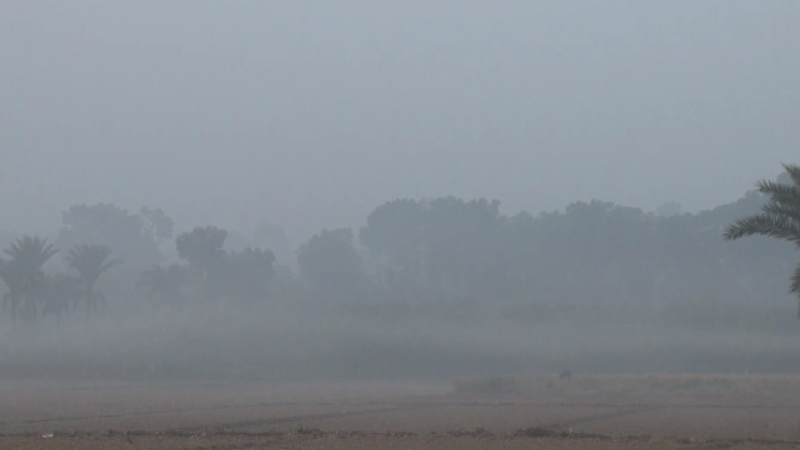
[1,1,798,243]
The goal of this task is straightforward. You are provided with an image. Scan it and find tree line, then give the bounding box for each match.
[1,165,799,330]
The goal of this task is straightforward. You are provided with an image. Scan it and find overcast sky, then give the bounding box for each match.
[1,1,798,244]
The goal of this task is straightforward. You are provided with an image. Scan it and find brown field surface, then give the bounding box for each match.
[1,374,800,449]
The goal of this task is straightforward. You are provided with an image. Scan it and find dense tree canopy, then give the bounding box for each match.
[176,226,228,273]
[297,228,365,302]
[0,167,797,331]
[58,204,168,270]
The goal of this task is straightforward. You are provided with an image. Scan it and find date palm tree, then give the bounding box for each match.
[724,163,800,317]
[65,244,121,315]
[0,236,59,323]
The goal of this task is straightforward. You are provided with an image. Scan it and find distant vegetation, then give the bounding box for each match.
[0,166,798,335]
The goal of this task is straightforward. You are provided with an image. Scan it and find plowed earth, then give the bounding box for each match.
[1,377,799,449]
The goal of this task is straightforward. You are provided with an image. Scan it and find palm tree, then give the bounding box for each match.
[0,236,59,323]
[724,163,800,317]
[135,264,186,308]
[65,244,121,315]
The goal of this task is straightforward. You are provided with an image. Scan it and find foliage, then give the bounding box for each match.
[359,198,506,300]
[140,207,174,243]
[297,228,364,301]
[175,226,229,301]
[65,244,122,314]
[1,168,798,329]
[136,264,186,307]
[4,236,59,276]
[356,189,791,317]
[58,203,167,270]
[0,236,58,322]
[724,163,800,317]
[176,226,228,272]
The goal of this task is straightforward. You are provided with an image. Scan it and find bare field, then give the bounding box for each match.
[1,375,800,449]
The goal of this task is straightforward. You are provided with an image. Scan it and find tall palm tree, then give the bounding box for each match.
[136,263,186,308]
[724,163,800,317]
[65,244,121,315]
[0,236,59,323]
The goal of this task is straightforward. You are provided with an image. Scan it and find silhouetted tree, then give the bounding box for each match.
[136,264,186,308]
[0,236,58,323]
[140,206,175,244]
[176,226,228,300]
[59,204,165,270]
[421,197,504,300]
[360,199,426,298]
[66,244,121,315]
[176,226,227,271]
[724,163,800,317]
[360,198,507,301]
[298,228,365,302]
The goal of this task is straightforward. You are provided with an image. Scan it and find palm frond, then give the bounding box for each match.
[781,163,800,187]
[3,236,58,272]
[756,180,800,203]
[66,244,119,288]
[761,200,800,224]
[723,213,800,244]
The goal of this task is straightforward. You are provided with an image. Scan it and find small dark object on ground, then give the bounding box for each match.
[559,371,572,380]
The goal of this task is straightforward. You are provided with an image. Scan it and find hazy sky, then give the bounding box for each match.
[1,1,798,244]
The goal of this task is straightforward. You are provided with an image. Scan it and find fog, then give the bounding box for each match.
[1,1,800,381]
[3,1,800,241]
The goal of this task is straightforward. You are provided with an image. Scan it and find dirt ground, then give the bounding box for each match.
[1,376,800,449]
